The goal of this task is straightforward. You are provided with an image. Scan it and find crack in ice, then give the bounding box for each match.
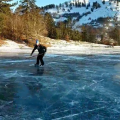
[52,106,106,120]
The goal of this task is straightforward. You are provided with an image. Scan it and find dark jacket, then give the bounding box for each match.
[31,44,47,55]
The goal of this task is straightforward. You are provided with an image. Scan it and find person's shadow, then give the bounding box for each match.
[36,67,44,76]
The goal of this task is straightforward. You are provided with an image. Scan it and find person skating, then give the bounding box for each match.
[31,40,47,66]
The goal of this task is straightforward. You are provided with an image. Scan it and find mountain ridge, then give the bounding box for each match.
[42,0,120,29]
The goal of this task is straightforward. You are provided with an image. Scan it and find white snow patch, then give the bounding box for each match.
[0,39,120,55]
[0,40,31,53]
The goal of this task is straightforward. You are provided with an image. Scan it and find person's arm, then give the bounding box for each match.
[42,46,47,53]
[31,45,37,56]
[44,46,47,53]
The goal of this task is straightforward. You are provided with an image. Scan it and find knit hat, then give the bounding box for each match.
[36,40,39,44]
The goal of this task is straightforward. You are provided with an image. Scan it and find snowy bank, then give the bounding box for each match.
[0,40,32,54]
[47,39,120,55]
[0,39,120,55]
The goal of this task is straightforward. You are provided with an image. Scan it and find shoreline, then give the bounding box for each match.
[0,39,120,56]
[0,49,120,57]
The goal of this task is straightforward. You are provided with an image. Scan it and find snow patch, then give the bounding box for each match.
[0,39,120,55]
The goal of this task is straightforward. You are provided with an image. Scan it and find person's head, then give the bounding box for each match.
[36,40,39,45]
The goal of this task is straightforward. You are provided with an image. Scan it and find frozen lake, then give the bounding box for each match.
[0,53,120,120]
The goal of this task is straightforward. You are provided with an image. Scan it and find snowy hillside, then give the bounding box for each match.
[43,0,120,28]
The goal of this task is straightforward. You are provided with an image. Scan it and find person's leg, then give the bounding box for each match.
[36,55,40,65]
[39,54,44,66]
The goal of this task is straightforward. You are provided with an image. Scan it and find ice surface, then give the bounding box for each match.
[0,54,120,120]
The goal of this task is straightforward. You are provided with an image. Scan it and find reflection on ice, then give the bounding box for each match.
[0,54,120,120]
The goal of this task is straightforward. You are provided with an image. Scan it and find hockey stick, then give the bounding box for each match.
[25,53,44,59]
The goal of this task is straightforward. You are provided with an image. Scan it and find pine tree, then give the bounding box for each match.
[44,13,56,38]
[59,3,62,8]
[64,2,68,7]
[116,0,120,6]
[0,0,16,14]
[102,0,105,4]
[19,0,36,13]
[81,26,87,41]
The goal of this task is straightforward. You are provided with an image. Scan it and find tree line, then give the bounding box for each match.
[0,0,47,46]
[0,0,120,46]
[0,0,97,44]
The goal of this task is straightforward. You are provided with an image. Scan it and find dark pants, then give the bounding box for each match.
[36,54,44,65]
